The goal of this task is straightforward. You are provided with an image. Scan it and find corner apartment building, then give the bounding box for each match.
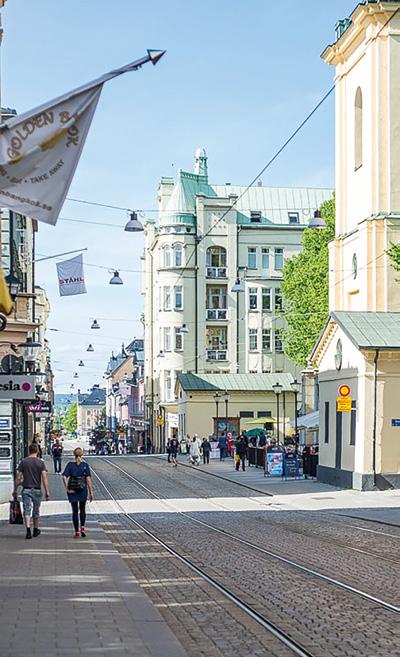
[143,149,333,449]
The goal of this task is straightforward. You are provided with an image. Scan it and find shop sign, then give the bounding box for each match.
[168,413,178,428]
[0,417,11,429]
[337,397,352,412]
[26,400,52,414]
[391,419,400,427]
[266,450,284,476]
[157,415,164,426]
[0,376,36,400]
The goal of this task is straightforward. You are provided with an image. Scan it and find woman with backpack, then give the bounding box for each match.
[62,447,94,538]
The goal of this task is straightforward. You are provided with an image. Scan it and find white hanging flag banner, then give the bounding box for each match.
[56,253,87,296]
[0,50,165,225]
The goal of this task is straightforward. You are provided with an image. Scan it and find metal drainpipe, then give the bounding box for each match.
[372,349,379,488]
[195,225,199,373]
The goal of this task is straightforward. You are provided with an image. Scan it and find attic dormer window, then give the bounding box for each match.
[250,211,262,223]
[288,212,299,224]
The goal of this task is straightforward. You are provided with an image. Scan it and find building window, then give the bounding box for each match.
[324,401,329,443]
[250,211,262,223]
[249,328,258,351]
[350,400,356,446]
[288,212,299,224]
[262,287,271,312]
[275,287,283,311]
[274,329,283,352]
[355,87,363,170]
[163,247,172,268]
[206,246,226,268]
[262,248,270,269]
[163,286,171,310]
[207,285,227,309]
[165,371,172,401]
[240,411,254,418]
[247,247,257,269]
[163,327,171,351]
[249,287,258,310]
[174,285,183,310]
[175,328,183,351]
[174,244,183,267]
[274,248,284,270]
[207,326,227,350]
[262,328,271,351]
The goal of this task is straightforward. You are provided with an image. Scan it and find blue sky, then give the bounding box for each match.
[2,0,356,393]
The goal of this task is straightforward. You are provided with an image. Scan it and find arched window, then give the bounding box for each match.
[355,87,363,170]
[174,243,183,267]
[206,246,227,268]
[163,246,171,268]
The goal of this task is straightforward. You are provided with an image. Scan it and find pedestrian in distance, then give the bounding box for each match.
[218,432,228,461]
[169,436,179,467]
[189,436,200,466]
[51,438,63,473]
[13,443,50,540]
[62,447,94,538]
[235,435,247,472]
[166,438,171,463]
[201,437,212,464]
[227,433,234,458]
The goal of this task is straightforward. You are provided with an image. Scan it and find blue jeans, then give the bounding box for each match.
[53,456,62,473]
[22,488,42,519]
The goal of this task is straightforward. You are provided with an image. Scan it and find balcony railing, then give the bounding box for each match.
[206,266,227,278]
[207,349,228,361]
[206,308,227,320]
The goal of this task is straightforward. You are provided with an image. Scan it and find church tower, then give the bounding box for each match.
[322,1,400,312]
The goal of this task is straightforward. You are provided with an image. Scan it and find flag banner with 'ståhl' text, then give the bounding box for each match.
[56,253,87,296]
[0,59,149,225]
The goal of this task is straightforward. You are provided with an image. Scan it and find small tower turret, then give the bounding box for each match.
[194,147,208,179]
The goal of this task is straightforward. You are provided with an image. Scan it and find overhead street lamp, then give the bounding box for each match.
[87,344,94,352]
[109,271,123,285]
[308,209,326,229]
[124,211,144,232]
[91,320,100,329]
[272,381,283,444]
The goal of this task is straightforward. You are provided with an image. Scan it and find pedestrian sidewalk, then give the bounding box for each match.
[174,455,400,526]
[0,516,187,657]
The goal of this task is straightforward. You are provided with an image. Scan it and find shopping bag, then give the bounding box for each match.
[234,454,240,463]
[9,497,23,525]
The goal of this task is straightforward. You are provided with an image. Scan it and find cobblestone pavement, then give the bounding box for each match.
[89,457,400,657]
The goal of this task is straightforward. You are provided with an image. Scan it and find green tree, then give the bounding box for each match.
[280,198,335,366]
[387,242,400,276]
[64,401,77,433]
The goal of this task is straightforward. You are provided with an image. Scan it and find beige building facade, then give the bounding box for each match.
[176,373,296,442]
[313,1,400,489]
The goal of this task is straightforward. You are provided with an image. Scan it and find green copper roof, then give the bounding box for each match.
[163,170,215,216]
[332,311,400,350]
[177,372,294,392]
[161,169,332,226]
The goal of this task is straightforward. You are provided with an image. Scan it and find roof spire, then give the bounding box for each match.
[194,147,208,179]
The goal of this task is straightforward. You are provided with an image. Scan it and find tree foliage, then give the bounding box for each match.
[280,198,335,366]
[64,401,78,433]
[387,242,400,276]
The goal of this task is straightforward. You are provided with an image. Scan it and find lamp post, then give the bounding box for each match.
[213,393,220,439]
[223,391,230,434]
[290,378,301,446]
[272,382,283,444]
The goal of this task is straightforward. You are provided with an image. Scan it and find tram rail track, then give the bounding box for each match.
[96,457,400,615]
[90,463,318,657]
